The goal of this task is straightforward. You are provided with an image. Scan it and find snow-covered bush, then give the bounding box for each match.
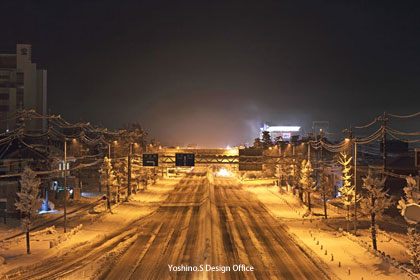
[398,175,420,273]
[407,227,420,273]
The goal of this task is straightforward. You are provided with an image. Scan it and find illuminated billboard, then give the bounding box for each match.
[260,123,301,141]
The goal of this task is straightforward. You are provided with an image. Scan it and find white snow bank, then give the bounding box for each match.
[245,182,415,280]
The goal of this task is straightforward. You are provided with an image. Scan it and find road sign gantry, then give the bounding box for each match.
[149,154,291,166]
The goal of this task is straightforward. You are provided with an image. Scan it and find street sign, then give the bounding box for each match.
[239,148,263,171]
[175,153,195,166]
[403,203,420,224]
[143,153,159,166]
[415,148,420,167]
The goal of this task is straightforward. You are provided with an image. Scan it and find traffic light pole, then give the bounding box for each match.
[63,139,67,233]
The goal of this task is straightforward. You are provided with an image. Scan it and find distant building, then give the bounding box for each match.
[0,44,47,131]
[260,123,302,142]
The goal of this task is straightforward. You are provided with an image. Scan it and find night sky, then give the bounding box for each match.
[1,1,420,147]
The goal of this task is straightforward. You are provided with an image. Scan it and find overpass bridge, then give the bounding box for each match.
[136,148,294,171]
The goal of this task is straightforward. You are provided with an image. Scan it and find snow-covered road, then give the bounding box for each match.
[103,172,330,280]
[2,172,332,279]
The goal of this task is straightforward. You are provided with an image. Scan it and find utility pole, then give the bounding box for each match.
[278,143,282,187]
[317,132,324,189]
[354,140,358,235]
[343,126,358,234]
[343,126,353,155]
[292,142,300,198]
[378,112,388,174]
[307,142,310,162]
[127,143,132,199]
[319,141,323,167]
[279,143,282,157]
[63,138,67,233]
[106,171,111,211]
[319,143,323,186]
[17,113,24,221]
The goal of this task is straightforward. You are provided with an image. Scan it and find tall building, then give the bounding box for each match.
[0,44,47,131]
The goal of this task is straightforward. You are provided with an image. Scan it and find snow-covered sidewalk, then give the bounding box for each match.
[0,177,179,276]
[243,181,416,280]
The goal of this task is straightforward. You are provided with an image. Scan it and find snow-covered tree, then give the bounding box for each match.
[276,159,289,189]
[299,160,316,211]
[253,137,263,149]
[398,175,420,213]
[113,123,147,158]
[398,175,420,272]
[113,158,128,202]
[290,158,301,199]
[15,167,41,254]
[361,170,391,250]
[131,160,142,192]
[407,227,420,273]
[338,152,360,232]
[99,157,117,210]
[261,131,273,149]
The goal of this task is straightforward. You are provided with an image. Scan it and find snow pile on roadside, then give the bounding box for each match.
[0,178,179,276]
[59,234,138,280]
[0,225,57,251]
[130,178,179,203]
[245,182,415,280]
[50,224,83,248]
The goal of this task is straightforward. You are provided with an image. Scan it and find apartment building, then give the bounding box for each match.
[0,44,47,131]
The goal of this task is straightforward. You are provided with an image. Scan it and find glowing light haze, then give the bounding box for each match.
[1,1,420,147]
